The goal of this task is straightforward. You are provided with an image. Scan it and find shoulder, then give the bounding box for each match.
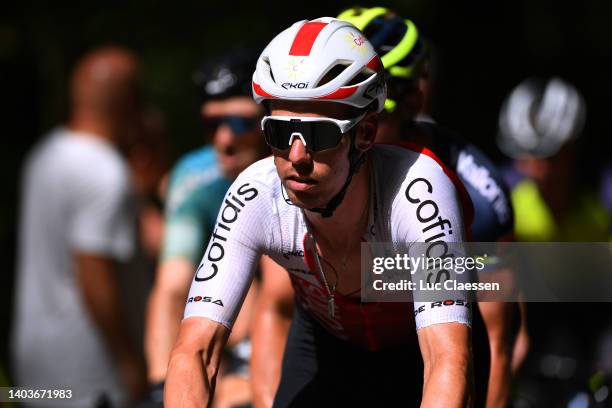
[218,156,282,226]
[236,155,277,182]
[165,147,227,212]
[372,143,466,209]
[66,128,125,163]
[168,146,222,187]
[377,142,473,226]
[200,157,280,252]
[454,142,508,192]
[372,145,470,241]
[417,122,510,197]
[53,129,129,194]
[372,143,459,185]
[454,144,514,239]
[229,156,279,199]
[172,146,217,174]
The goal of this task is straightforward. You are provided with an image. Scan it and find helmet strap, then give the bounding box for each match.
[308,131,366,218]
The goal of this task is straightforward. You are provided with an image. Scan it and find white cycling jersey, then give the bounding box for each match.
[184,143,472,350]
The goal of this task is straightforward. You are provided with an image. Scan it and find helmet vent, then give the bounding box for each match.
[316,62,350,87]
[262,56,277,84]
[346,68,375,86]
[269,67,276,84]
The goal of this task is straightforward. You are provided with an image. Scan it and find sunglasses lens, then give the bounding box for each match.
[225,117,258,135]
[204,116,258,136]
[263,119,344,152]
[263,120,292,150]
[310,122,344,151]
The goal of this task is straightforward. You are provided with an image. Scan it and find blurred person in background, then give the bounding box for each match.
[250,7,523,408]
[498,76,611,406]
[119,106,170,368]
[498,77,609,242]
[143,48,268,408]
[125,106,169,265]
[10,46,147,407]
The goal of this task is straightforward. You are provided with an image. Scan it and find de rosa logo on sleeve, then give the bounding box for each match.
[187,295,224,307]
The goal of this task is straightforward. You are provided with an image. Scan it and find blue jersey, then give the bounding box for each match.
[161,146,232,264]
[415,122,514,242]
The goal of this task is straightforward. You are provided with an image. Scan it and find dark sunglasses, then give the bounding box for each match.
[261,114,365,153]
[203,116,259,136]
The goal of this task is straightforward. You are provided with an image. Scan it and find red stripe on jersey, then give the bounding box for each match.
[391,141,475,240]
[317,86,358,100]
[366,55,383,71]
[252,82,277,98]
[298,223,418,351]
[302,232,316,272]
[289,22,328,56]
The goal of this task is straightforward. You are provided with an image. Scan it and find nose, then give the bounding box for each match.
[288,137,310,164]
[214,123,236,147]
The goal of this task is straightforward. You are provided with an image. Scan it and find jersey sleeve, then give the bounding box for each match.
[68,161,134,261]
[391,159,472,330]
[183,173,272,329]
[455,144,514,242]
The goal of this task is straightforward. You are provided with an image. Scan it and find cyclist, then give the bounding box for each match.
[498,76,608,241]
[143,48,267,407]
[251,7,522,408]
[166,17,473,407]
[497,77,611,406]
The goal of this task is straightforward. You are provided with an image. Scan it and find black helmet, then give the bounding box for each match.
[193,47,260,103]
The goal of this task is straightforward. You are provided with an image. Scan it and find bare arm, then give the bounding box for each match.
[145,258,194,383]
[478,301,519,408]
[476,261,521,408]
[227,279,259,348]
[75,253,147,401]
[145,256,259,383]
[511,301,530,374]
[165,317,229,407]
[251,256,295,408]
[418,322,472,408]
[477,233,528,406]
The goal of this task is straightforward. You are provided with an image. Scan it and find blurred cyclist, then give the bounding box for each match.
[498,76,608,242]
[143,48,267,407]
[166,17,474,407]
[250,7,522,408]
[497,77,611,406]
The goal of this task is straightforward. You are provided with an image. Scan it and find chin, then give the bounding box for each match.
[285,188,327,210]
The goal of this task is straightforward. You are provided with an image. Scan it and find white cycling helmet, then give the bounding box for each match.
[497,77,586,158]
[252,17,386,112]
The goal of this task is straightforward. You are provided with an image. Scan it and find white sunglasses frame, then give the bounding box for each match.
[260,113,366,149]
